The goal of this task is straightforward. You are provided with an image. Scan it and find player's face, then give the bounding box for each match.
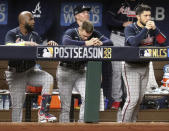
[75,10,90,23]
[24,14,35,32]
[79,29,92,41]
[137,11,151,26]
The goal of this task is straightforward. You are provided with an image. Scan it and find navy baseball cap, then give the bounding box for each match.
[74,5,91,16]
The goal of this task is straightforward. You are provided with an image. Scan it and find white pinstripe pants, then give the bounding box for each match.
[56,65,86,122]
[5,67,53,122]
[121,62,149,122]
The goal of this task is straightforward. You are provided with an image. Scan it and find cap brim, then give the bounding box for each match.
[82,7,91,12]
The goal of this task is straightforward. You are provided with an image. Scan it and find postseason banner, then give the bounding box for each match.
[36,46,169,61]
[37,46,112,60]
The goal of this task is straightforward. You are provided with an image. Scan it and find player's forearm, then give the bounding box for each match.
[62,37,85,46]
[100,36,113,46]
[126,28,148,47]
[102,39,113,46]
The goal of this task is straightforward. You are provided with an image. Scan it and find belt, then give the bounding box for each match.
[8,66,31,73]
[60,62,70,68]
[8,66,16,72]
[111,31,124,37]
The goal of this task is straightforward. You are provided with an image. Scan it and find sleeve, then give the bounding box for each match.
[124,25,148,47]
[5,30,27,46]
[5,30,16,44]
[62,29,85,46]
[153,27,167,45]
[94,30,113,46]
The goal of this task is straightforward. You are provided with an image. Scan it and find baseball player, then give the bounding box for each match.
[106,0,144,110]
[5,11,57,122]
[69,5,113,107]
[122,4,167,122]
[70,4,90,28]
[105,0,143,122]
[65,4,90,109]
[57,20,112,122]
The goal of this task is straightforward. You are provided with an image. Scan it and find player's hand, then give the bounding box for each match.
[85,39,95,46]
[91,38,98,45]
[95,40,103,46]
[25,41,39,46]
[94,40,103,46]
[47,40,58,46]
[149,21,156,30]
[145,21,156,30]
[15,38,21,43]
[91,38,103,46]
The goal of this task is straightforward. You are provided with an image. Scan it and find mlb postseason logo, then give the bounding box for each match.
[0,0,8,25]
[139,47,167,58]
[60,2,102,26]
[53,46,104,59]
[37,46,112,60]
[37,47,53,58]
[139,48,152,57]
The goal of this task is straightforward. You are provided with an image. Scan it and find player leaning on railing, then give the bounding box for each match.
[57,20,113,123]
[4,11,58,123]
[121,4,167,122]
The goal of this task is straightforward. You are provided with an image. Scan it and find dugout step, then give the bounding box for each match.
[0,109,169,122]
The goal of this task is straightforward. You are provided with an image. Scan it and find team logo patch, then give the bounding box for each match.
[32,1,42,18]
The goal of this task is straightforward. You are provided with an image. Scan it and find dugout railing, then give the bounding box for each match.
[0,46,168,122]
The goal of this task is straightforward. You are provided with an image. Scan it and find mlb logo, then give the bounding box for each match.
[139,48,152,57]
[37,47,53,58]
[143,49,151,57]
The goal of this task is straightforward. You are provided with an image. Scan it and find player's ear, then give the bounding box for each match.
[136,15,140,20]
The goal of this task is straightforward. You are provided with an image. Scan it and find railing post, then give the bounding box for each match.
[84,61,102,123]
